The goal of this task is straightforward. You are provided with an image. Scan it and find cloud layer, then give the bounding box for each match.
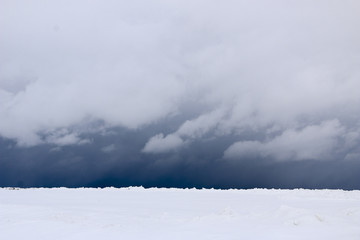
[1,0,360,162]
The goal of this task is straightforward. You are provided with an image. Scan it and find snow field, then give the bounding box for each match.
[1,187,359,239]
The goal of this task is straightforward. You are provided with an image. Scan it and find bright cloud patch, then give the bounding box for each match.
[224,120,354,161]
[142,134,184,153]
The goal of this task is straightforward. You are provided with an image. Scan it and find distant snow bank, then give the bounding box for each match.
[1,188,359,240]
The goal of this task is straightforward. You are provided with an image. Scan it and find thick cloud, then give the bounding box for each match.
[1,0,360,163]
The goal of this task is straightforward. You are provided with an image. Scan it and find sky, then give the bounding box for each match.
[1,0,360,189]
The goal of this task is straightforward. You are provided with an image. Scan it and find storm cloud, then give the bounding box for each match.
[0,1,359,188]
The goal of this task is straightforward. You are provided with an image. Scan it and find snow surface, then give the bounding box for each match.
[1,187,359,239]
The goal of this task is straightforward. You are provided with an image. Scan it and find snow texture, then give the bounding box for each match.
[1,188,359,239]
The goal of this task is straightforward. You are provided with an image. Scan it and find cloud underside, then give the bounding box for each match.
[1,1,360,161]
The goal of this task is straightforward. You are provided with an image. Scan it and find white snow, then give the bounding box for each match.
[1,187,359,239]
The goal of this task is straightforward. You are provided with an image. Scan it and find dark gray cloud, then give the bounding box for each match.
[1,130,359,189]
[0,1,359,188]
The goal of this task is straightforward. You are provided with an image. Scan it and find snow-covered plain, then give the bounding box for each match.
[1,188,359,239]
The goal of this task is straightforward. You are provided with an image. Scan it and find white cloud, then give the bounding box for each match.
[143,108,226,153]
[177,108,226,138]
[46,132,91,147]
[224,120,348,161]
[142,134,184,153]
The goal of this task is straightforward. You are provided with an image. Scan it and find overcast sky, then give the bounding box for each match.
[1,0,359,189]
